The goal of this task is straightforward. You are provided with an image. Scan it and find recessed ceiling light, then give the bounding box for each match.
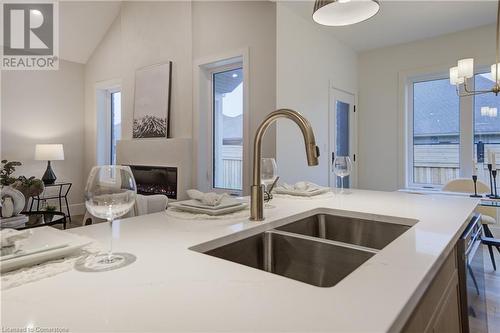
[232,73,238,78]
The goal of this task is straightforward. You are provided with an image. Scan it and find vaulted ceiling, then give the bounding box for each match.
[59,1,121,63]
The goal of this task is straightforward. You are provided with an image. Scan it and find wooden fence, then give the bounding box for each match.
[413,144,500,185]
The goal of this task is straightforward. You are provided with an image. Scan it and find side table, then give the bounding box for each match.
[29,182,72,222]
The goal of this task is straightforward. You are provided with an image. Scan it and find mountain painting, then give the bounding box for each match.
[133,62,172,138]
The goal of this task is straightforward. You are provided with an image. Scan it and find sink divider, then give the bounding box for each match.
[264,229,380,255]
[263,232,273,273]
[318,214,326,239]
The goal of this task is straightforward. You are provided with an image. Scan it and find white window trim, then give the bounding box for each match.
[95,79,121,166]
[406,71,458,190]
[109,88,121,165]
[399,64,491,190]
[193,48,250,196]
[208,62,244,194]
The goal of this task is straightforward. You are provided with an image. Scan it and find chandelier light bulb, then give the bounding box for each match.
[450,67,460,85]
[491,63,500,83]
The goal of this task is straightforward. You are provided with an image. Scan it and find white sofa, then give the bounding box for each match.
[82,194,168,226]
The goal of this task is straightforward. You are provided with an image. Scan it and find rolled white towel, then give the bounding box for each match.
[186,189,226,206]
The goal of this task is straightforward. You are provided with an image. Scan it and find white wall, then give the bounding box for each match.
[85,1,276,196]
[84,2,193,180]
[358,24,496,191]
[120,1,193,141]
[1,60,85,213]
[84,15,122,179]
[276,3,358,186]
[192,1,276,194]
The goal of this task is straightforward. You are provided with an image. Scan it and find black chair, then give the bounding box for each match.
[482,228,500,271]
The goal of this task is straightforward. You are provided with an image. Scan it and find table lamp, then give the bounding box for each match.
[35,144,64,185]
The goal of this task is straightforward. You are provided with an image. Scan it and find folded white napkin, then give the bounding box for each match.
[0,228,32,256]
[186,189,226,206]
[281,181,322,192]
[275,181,330,197]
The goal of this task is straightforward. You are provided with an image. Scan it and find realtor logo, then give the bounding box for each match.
[1,2,58,70]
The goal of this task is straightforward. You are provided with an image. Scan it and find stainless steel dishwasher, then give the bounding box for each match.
[458,214,488,333]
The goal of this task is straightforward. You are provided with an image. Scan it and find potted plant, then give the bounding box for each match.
[1,160,22,187]
[1,160,44,211]
[43,204,57,221]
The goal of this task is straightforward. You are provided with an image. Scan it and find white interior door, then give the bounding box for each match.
[329,88,357,188]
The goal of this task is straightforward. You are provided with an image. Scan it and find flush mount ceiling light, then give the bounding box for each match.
[313,0,380,26]
[450,0,500,96]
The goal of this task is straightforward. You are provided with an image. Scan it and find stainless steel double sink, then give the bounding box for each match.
[197,213,413,288]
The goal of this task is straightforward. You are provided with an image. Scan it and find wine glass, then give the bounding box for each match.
[333,156,352,193]
[261,158,278,191]
[261,158,278,205]
[82,165,137,271]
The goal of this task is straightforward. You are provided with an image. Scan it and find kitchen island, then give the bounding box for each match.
[1,189,479,332]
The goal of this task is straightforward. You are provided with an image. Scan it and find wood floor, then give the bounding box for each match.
[59,216,500,331]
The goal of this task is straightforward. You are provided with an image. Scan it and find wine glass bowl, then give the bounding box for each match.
[261,158,278,190]
[261,158,278,205]
[333,156,352,193]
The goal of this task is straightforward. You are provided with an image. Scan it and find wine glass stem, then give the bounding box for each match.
[340,176,344,193]
[108,218,114,260]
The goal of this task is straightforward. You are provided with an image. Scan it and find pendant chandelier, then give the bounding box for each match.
[450,0,500,96]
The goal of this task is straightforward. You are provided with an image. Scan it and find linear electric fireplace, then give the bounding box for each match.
[128,165,177,200]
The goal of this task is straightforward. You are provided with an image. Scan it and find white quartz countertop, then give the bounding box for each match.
[1,189,479,332]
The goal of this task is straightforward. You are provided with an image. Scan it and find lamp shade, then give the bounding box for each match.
[449,67,464,85]
[481,106,490,116]
[35,144,64,161]
[457,58,474,79]
[492,108,498,117]
[491,63,500,83]
[313,0,380,26]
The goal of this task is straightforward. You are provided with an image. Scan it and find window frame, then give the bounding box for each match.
[405,71,470,189]
[210,66,244,193]
[208,61,244,195]
[95,79,121,167]
[109,89,121,165]
[194,50,249,196]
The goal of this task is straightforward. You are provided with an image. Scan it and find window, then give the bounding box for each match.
[407,69,500,189]
[96,83,120,166]
[474,72,500,185]
[110,91,121,165]
[212,67,243,191]
[411,78,460,187]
